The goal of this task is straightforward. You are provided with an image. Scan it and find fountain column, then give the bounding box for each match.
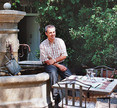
[0,4,26,67]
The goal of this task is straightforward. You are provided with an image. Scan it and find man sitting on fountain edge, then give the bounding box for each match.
[39,24,72,106]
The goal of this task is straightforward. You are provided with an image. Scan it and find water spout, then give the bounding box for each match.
[18,44,31,60]
[19,44,31,52]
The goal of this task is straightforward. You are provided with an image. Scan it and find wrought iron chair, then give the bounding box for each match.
[93,65,115,78]
[86,65,116,108]
[57,78,92,108]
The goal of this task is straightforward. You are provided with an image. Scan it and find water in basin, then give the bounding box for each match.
[18,61,44,75]
[18,61,42,65]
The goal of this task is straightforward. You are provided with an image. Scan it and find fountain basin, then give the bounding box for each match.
[0,72,53,108]
[18,61,45,74]
[18,60,43,66]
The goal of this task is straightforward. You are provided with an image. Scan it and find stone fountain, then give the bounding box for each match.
[0,3,26,66]
[0,3,53,108]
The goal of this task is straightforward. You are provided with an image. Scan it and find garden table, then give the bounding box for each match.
[52,75,117,107]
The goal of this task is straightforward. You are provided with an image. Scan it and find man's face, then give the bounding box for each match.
[45,27,56,43]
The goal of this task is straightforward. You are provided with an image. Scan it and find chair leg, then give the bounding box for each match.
[108,98,110,108]
[85,98,86,108]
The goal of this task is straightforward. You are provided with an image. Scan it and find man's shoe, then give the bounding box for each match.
[54,94,61,108]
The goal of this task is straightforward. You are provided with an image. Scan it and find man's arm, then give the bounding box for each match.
[53,56,67,71]
[53,63,67,72]
[45,55,66,65]
[45,55,67,72]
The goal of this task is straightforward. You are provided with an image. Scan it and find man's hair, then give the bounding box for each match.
[45,25,56,32]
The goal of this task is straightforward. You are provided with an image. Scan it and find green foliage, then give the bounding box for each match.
[70,5,117,67]
[32,0,117,71]
[33,0,82,41]
[11,0,20,8]
[35,50,40,59]
[114,73,117,79]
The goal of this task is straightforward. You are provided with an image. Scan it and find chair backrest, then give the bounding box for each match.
[93,65,115,78]
[57,79,91,107]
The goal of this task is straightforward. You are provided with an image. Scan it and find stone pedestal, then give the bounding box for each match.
[0,10,26,66]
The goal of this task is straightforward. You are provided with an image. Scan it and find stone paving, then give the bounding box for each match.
[57,91,117,108]
[95,92,117,108]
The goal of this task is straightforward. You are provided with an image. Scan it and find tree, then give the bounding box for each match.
[70,5,117,68]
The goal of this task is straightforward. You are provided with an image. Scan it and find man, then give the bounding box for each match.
[40,25,72,106]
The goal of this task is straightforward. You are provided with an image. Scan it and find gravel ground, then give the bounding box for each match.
[56,89,117,108]
[95,92,117,108]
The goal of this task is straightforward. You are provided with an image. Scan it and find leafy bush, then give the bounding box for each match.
[70,5,117,68]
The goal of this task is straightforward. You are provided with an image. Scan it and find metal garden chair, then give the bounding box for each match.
[93,65,115,78]
[86,65,116,108]
[57,78,92,108]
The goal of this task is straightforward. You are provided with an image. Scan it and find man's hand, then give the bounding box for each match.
[54,63,67,72]
[58,64,67,71]
[45,59,55,65]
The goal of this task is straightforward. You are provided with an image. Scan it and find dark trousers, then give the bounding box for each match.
[44,63,72,99]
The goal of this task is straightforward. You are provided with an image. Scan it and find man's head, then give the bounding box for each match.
[45,25,56,43]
